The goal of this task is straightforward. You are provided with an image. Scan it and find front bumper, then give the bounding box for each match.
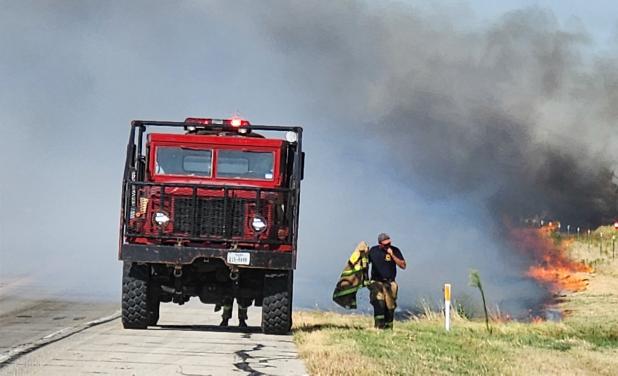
[120,244,295,270]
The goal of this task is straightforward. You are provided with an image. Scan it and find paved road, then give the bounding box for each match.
[0,297,308,376]
[0,295,118,356]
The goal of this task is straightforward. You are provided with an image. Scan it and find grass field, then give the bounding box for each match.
[292,230,618,375]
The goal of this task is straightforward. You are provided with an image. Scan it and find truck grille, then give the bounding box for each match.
[173,197,246,237]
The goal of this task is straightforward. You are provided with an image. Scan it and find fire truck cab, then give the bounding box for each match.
[118,117,304,334]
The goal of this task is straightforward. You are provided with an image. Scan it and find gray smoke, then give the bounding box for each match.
[1,1,616,315]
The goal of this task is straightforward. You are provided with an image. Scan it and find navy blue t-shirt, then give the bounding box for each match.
[369,245,404,281]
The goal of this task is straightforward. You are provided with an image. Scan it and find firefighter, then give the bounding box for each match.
[217,297,251,328]
[368,233,406,329]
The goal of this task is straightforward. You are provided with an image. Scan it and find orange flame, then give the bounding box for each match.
[509,224,591,294]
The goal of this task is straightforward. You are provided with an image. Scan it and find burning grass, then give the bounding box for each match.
[509,225,592,294]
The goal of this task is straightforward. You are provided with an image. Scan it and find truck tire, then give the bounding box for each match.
[261,272,293,335]
[122,262,151,329]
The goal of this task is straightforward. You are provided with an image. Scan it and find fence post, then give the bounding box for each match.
[444,283,451,332]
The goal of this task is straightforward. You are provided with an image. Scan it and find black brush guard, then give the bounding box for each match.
[124,181,296,244]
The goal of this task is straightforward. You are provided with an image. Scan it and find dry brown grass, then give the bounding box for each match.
[560,239,618,326]
[512,346,618,376]
[292,311,381,376]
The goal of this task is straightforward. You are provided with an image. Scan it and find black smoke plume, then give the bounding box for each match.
[243,1,618,227]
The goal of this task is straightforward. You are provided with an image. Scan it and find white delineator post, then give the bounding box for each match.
[444,283,452,332]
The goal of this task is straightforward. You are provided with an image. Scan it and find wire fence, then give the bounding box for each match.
[558,225,617,259]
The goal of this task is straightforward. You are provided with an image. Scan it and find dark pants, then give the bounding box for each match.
[369,281,398,329]
[221,297,249,321]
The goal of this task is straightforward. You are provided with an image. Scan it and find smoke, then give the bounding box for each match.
[249,2,618,313]
[248,1,618,225]
[1,1,616,315]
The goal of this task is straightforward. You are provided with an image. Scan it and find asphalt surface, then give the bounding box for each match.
[0,296,118,355]
[0,292,308,376]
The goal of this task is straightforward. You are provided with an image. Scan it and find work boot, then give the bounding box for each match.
[220,318,229,327]
[239,319,248,328]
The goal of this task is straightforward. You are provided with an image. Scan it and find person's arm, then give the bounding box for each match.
[387,248,407,269]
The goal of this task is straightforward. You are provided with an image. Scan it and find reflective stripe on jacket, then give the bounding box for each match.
[332,241,370,309]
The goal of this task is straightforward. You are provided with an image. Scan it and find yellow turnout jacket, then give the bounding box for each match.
[332,241,369,309]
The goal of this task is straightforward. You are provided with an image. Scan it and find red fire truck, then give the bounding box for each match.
[118,117,304,334]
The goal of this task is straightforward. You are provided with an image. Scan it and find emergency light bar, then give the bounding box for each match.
[184,117,251,127]
[183,117,252,134]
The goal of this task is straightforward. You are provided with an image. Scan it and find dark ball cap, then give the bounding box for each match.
[378,233,390,243]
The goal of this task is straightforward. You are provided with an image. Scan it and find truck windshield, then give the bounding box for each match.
[155,147,212,177]
[216,150,274,180]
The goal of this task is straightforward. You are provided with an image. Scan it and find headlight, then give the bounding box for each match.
[154,211,170,225]
[251,216,268,233]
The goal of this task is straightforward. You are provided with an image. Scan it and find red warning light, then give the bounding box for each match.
[184,117,251,130]
[225,118,250,127]
[185,118,211,125]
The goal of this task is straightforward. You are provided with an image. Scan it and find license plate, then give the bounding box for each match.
[227,252,250,265]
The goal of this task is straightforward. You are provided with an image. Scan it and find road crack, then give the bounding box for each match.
[234,340,266,376]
